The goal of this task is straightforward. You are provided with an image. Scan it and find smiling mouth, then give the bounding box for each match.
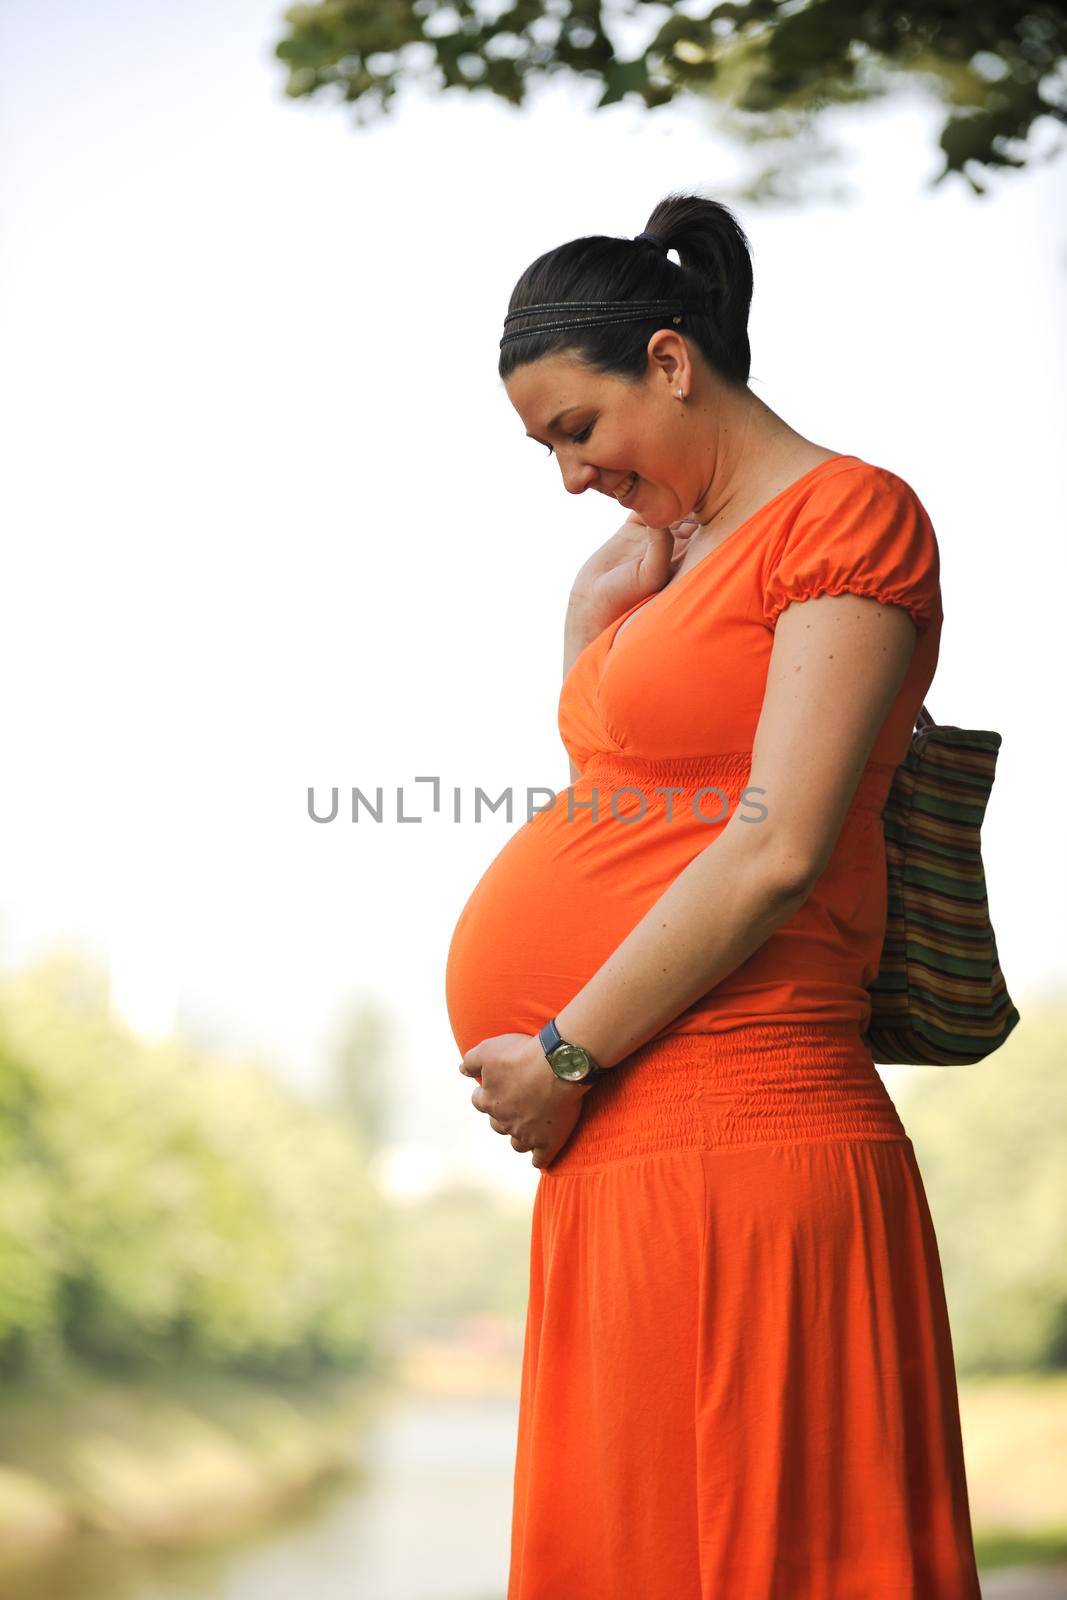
[615,472,638,500]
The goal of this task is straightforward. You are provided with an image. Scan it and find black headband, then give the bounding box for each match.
[499,232,687,348]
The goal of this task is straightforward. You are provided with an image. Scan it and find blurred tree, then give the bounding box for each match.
[384,1178,532,1337]
[0,952,389,1382]
[324,997,395,1150]
[900,1005,1067,1375]
[274,0,1066,195]
[0,1039,63,1373]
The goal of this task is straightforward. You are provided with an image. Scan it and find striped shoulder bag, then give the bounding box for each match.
[863,704,1021,1066]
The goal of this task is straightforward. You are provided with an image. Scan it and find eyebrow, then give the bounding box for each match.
[525,406,579,444]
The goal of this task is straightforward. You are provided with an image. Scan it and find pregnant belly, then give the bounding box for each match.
[444,767,734,1057]
[444,751,893,1057]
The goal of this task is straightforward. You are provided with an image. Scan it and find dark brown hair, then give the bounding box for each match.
[497,192,754,389]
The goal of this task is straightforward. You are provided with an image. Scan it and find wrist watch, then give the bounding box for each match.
[538,1016,607,1086]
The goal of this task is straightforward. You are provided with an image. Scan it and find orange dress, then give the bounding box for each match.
[445,455,982,1599]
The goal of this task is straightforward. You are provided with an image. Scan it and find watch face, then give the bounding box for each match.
[550,1043,592,1082]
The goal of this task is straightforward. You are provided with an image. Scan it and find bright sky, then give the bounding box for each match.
[2,0,1065,1200]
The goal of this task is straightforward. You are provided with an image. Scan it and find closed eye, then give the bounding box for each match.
[545,421,594,458]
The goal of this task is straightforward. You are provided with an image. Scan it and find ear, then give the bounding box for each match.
[647,330,688,392]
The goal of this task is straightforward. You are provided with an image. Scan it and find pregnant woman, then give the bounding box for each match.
[445,191,982,1599]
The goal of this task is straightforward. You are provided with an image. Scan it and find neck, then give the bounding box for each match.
[689,387,808,529]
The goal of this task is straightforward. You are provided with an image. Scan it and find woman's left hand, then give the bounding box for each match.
[459,1033,591,1169]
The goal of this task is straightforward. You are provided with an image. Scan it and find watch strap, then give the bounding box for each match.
[538,1016,563,1056]
[538,1016,606,1083]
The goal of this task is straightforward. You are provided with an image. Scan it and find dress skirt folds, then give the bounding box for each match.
[508,1024,982,1600]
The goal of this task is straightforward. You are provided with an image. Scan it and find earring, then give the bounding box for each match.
[675,388,685,399]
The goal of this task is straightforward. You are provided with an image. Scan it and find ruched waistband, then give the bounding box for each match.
[578,751,893,815]
[545,1023,908,1175]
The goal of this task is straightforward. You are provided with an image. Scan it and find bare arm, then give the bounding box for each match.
[554,591,919,1067]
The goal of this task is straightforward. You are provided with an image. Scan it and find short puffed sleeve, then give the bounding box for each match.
[761,464,942,635]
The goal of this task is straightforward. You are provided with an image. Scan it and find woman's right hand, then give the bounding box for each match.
[568,511,702,636]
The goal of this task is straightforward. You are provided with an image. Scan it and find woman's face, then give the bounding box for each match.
[504,336,714,528]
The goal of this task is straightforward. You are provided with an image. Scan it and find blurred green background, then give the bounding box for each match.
[0,952,1065,1596]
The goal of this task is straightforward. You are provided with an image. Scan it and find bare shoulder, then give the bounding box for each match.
[787,444,849,475]
[752,443,848,506]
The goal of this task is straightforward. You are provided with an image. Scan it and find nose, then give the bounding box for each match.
[560,457,597,496]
